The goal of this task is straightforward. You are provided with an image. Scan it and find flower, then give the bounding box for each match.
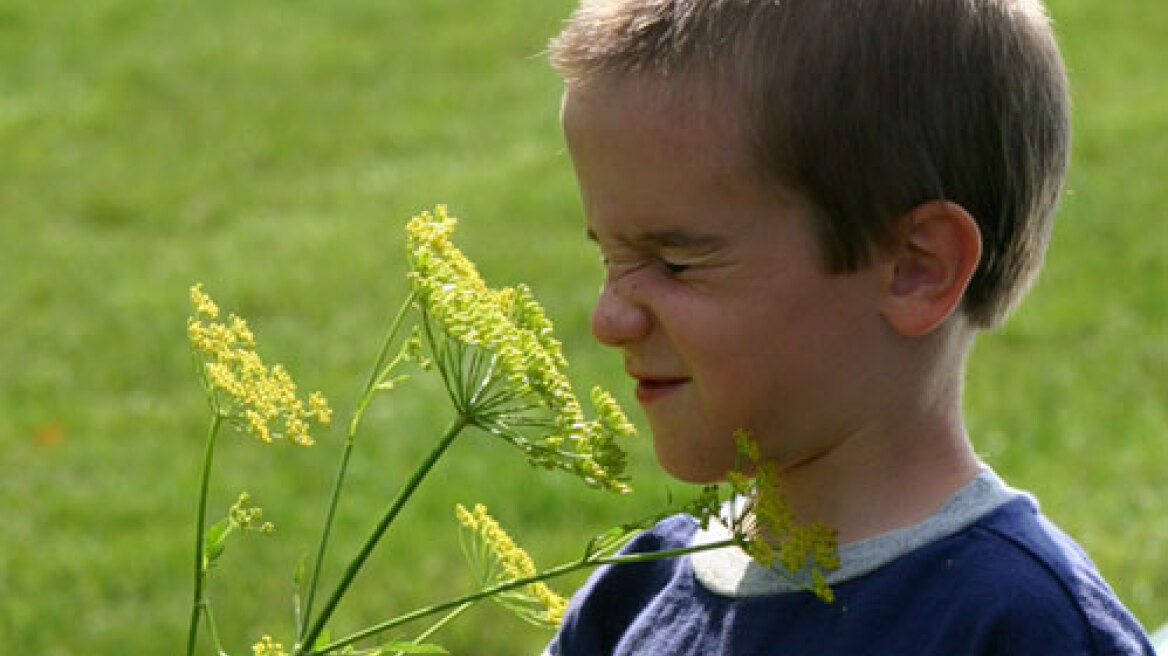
[726,430,839,603]
[456,503,568,627]
[188,284,332,446]
[191,283,220,319]
[405,207,635,493]
[308,391,333,425]
[229,492,275,535]
[203,492,277,571]
[251,635,288,656]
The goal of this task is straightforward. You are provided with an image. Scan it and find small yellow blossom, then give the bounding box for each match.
[229,492,262,527]
[734,429,761,462]
[230,315,255,349]
[810,569,834,604]
[228,492,276,535]
[456,503,568,627]
[251,635,288,656]
[308,391,333,425]
[203,493,276,571]
[188,284,330,447]
[191,283,220,319]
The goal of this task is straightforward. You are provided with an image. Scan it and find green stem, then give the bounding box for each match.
[203,599,226,655]
[297,438,355,647]
[298,294,416,647]
[296,415,471,655]
[309,539,739,654]
[390,602,474,656]
[185,412,224,656]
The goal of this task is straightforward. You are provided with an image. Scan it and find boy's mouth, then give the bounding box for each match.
[632,376,689,404]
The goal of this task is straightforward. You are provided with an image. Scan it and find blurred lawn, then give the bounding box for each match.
[0,0,1164,653]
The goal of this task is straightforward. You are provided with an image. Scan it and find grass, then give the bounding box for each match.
[0,0,1164,653]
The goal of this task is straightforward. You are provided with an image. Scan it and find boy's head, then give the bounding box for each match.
[551,0,1071,329]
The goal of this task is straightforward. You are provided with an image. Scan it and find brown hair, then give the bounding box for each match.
[551,0,1071,329]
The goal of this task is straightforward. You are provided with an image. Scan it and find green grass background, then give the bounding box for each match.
[0,0,1164,653]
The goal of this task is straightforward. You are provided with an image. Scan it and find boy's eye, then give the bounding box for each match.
[597,253,693,277]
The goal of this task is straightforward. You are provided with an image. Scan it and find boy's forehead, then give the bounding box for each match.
[586,225,726,249]
[562,76,760,183]
[564,81,748,190]
[562,75,807,215]
[562,73,739,134]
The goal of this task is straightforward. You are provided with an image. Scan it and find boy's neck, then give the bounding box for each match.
[778,332,981,545]
[782,431,981,546]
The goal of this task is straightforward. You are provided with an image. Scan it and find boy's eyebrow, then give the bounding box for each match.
[585,227,724,249]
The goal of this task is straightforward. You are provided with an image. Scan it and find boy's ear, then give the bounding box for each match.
[879,201,982,337]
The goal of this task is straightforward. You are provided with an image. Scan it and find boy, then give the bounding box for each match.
[544,0,1156,654]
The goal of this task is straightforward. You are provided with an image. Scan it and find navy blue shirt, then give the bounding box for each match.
[549,491,1153,655]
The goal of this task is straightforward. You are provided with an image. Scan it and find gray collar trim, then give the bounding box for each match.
[690,467,1023,597]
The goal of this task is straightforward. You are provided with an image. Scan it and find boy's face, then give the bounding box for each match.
[562,78,890,483]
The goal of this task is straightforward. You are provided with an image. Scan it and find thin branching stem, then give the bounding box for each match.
[420,314,461,413]
[309,538,740,654]
[464,348,489,400]
[296,415,471,655]
[186,411,224,656]
[469,379,526,419]
[389,602,474,656]
[465,349,503,411]
[203,599,227,655]
[298,294,417,647]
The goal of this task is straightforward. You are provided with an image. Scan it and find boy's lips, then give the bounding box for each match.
[631,374,690,404]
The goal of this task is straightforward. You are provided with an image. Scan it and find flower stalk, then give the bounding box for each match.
[307,537,740,655]
[185,283,331,655]
[185,411,224,656]
[389,601,474,656]
[297,292,418,647]
[295,415,470,655]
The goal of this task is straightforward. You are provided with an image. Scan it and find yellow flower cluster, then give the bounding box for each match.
[251,635,287,656]
[188,284,332,446]
[229,492,275,535]
[728,430,840,603]
[456,503,567,627]
[405,207,634,493]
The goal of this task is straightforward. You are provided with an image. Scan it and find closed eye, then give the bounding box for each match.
[587,226,725,277]
[600,254,691,277]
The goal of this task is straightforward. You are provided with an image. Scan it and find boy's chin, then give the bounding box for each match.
[661,468,725,486]
[653,443,736,485]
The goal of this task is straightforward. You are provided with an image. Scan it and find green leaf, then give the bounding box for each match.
[584,523,637,559]
[203,518,231,567]
[312,628,332,650]
[381,642,449,654]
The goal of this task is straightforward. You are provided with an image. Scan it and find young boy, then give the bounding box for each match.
[543,0,1156,654]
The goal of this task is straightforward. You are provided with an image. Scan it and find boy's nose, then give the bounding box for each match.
[591,278,652,347]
